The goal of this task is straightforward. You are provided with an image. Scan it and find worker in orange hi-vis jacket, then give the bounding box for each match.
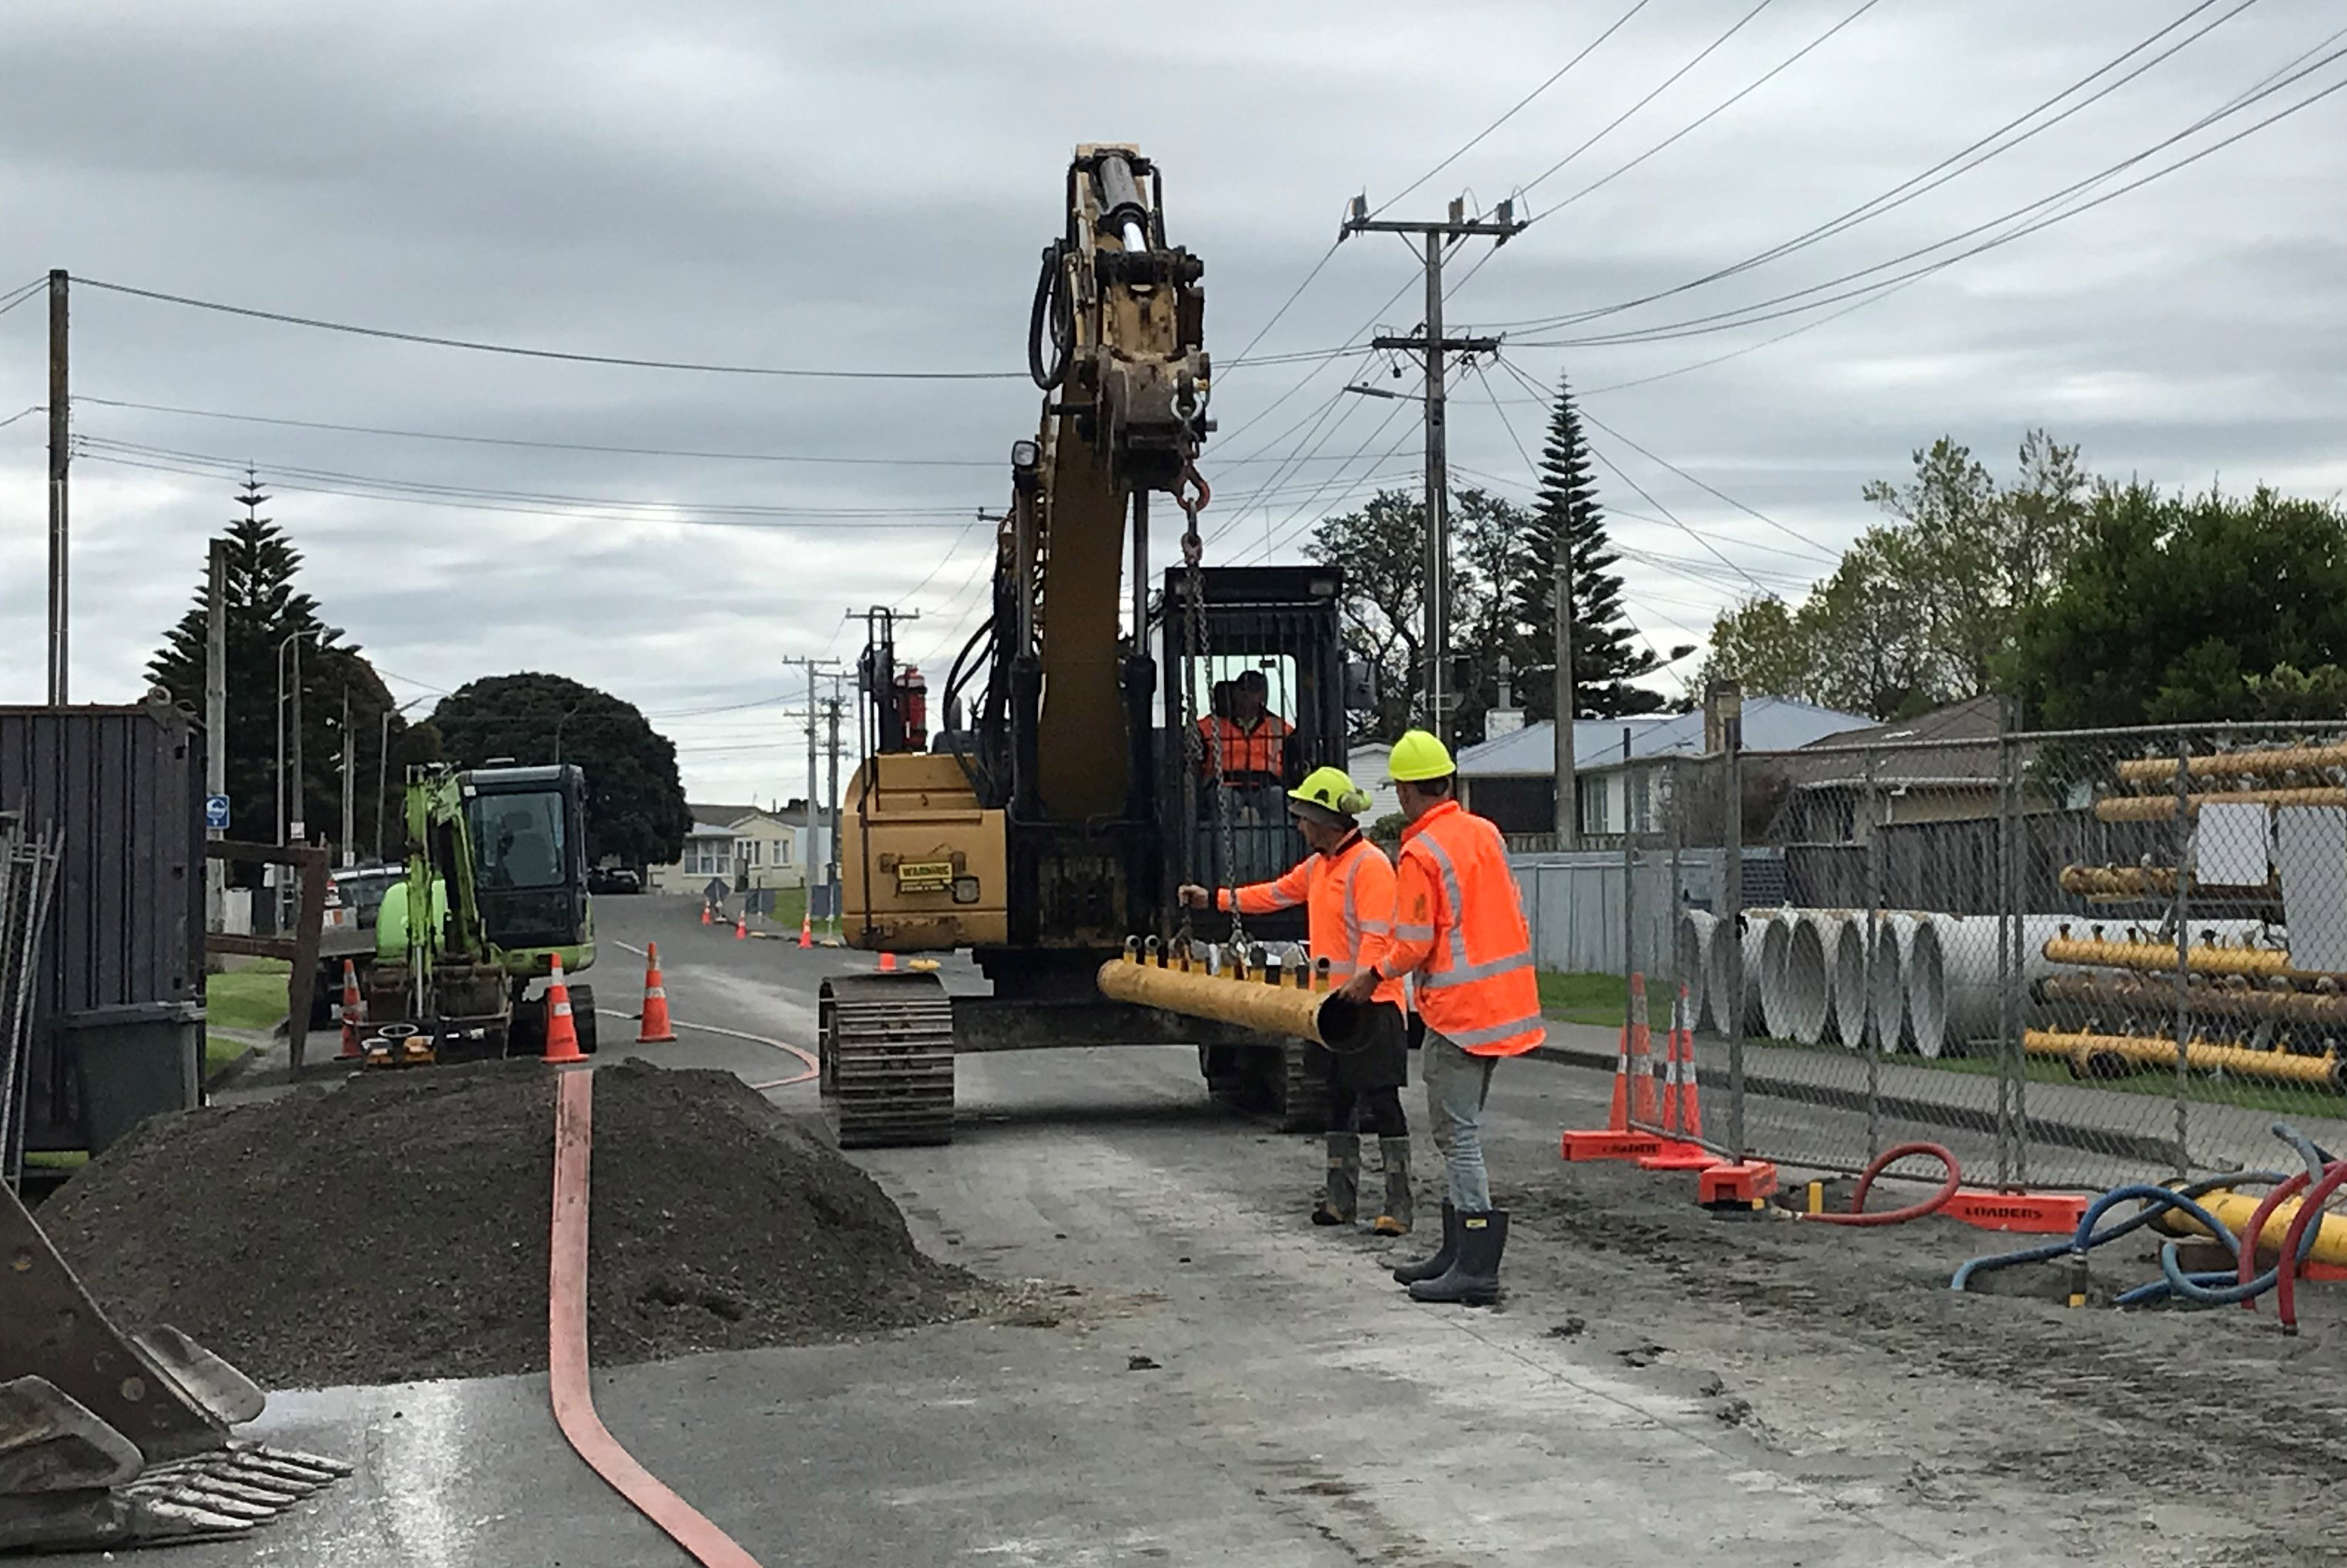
[1335,729,1543,1306]
[1181,766,1414,1234]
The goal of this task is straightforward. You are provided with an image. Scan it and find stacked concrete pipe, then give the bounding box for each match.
[1674,910,1716,1030]
[1767,914,1834,1045]
[1821,912,1870,1047]
[1932,914,2272,1052]
[1706,911,1772,1035]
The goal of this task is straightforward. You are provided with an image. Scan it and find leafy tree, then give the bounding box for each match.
[1509,374,1660,720]
[148,478,418,860]
[2007,482,2347,728]
[430,673,691,867]
[1696,430,2086,720]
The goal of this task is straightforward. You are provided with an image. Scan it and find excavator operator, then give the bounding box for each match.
[1179,766,1413,1236]
[1197,668,1293,788]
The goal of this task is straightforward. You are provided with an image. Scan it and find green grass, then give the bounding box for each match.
[758,885,809,930]
[1537,971,1628,1028]
[1897,1044,2341,1118]
[23,1150,87,1171]
[205,1033,251,1079]
[205,961,291,1032]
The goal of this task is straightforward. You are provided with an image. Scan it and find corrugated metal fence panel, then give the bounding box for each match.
[1509,848,1785,979]
[0,707,205,1148]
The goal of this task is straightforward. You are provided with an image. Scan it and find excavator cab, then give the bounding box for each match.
[1159,564,1350,942]
[462,765,593,956]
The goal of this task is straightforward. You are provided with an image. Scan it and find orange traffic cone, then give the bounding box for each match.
[542,955,587,1065]
[1661,985,1686,1133]
[734,913,748,940]
[337,959,365,1060]
[701,904,712,926]
[1675,1002,1706,1142]
[1627,973,1658,1128]
[877,951,897,974]
[798,910,813,949]
[1605,1016,1632,1131]
[636,943,678,1043]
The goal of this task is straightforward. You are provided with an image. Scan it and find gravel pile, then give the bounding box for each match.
[39,1058,992,1388]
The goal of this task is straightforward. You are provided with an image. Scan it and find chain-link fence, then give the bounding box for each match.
[1581,719,2347,1192]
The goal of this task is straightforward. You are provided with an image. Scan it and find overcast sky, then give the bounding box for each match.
[6,0,2342,805]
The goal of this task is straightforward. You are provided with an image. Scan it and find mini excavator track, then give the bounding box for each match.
[818,972,957,1148]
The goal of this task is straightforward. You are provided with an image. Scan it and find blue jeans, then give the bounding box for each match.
[1422,1030,1497,1212]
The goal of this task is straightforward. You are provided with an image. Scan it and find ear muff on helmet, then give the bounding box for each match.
[1337,788,1372,815]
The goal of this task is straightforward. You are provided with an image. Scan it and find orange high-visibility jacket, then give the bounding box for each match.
[1373,799,1544,1057]
[1197,713,1292,778]
[1217,832,1406,1008]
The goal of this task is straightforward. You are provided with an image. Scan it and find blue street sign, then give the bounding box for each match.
[205,794,231,831]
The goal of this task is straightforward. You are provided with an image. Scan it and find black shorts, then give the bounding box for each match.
[1307,1001,1409,1093]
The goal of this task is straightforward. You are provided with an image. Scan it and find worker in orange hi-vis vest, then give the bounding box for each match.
[1180,767,1415,1234]
[1335,729,1544,1306]
[1196,667,1293,785]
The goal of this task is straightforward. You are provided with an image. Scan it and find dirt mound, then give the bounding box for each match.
[38,1059,994,1388]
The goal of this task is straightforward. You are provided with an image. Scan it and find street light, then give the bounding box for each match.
[551,700,589,763]
[375,695,430,864]
[274,631,319,846]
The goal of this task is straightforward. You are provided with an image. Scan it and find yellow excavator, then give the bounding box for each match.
[821,146,1366,1146]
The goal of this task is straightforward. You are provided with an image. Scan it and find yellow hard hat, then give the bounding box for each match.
[1289,766,1371,819]
[1385,729,1456,783]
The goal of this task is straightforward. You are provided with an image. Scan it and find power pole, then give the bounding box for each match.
[1340,197,1523,744]
[340,687,355,866]
[289,638,305,847]
[781,656,842,884]
[205,538,228,928]
[46,270,68,704]
[1554,552,1578,848]
[823,692,843,933]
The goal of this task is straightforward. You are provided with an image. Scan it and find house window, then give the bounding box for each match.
[1627,772,1652,834]
[1581,778,1608,836]
[776,837,793,866]
[741,839,760,869]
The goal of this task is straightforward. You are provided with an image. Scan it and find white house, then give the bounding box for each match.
[645,801,818,894]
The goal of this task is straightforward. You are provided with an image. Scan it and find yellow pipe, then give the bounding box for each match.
[2022,1028,2346,1090]
[2114,743,2347,783]
[2154,1187,2347,1269]
[2041,936,2314,981]
[2039,971,2347,1027]
[2056,864,2280,900]
[2094,787,2347,822]
[1096,951,1367,1050]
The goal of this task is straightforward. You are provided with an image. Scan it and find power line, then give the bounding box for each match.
[1512,0,1782,207]
[0,278,47,317]
[75,396,1002,467]
[1509,45,2347,350]
[1537,0,1890,219]
[1581,437,1769,595]
[1362,0,1662,220]
[1483,0,2253,332]
[1577,20,2347,396]
[75,277,1036,381]
[0,405,42,430]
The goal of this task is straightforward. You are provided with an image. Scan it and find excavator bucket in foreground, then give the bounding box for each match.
[1,1181,349,1552]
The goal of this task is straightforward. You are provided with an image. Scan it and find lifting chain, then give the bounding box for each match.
[1176,458,1245,959]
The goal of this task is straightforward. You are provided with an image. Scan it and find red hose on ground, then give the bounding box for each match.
[1807,1141,1963,1227]
[2272,1158,2347,1335]
[2233,1168,2314,1312]
[550,1069,765,1568]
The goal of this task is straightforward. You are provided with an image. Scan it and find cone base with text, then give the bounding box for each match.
[1561,973,1673,1162]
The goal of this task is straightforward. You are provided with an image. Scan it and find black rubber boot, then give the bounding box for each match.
[1313,1133,1360,1225]
[1408,1209,1507,1305]
[1372,1137,1414,1236]
[1391,1202,1457,1283]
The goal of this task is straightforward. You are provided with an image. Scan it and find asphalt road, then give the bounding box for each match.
[116,894,2334,1567]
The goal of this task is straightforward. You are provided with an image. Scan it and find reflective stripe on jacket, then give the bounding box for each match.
[1218,833,1406,1008]
[1376,799,1544,1057]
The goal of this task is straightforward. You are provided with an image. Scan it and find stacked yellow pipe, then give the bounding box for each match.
[2113,743,2347,783]
[2022,1028,2346,1090]
[2093,787,2347,822]
[2056,865,2281,901]
[2040,971,2347,1027]
[2039,936,2316,981]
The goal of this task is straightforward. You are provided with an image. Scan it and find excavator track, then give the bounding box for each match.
[818,972,956,1148]
[1274,1040,1330,1133]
